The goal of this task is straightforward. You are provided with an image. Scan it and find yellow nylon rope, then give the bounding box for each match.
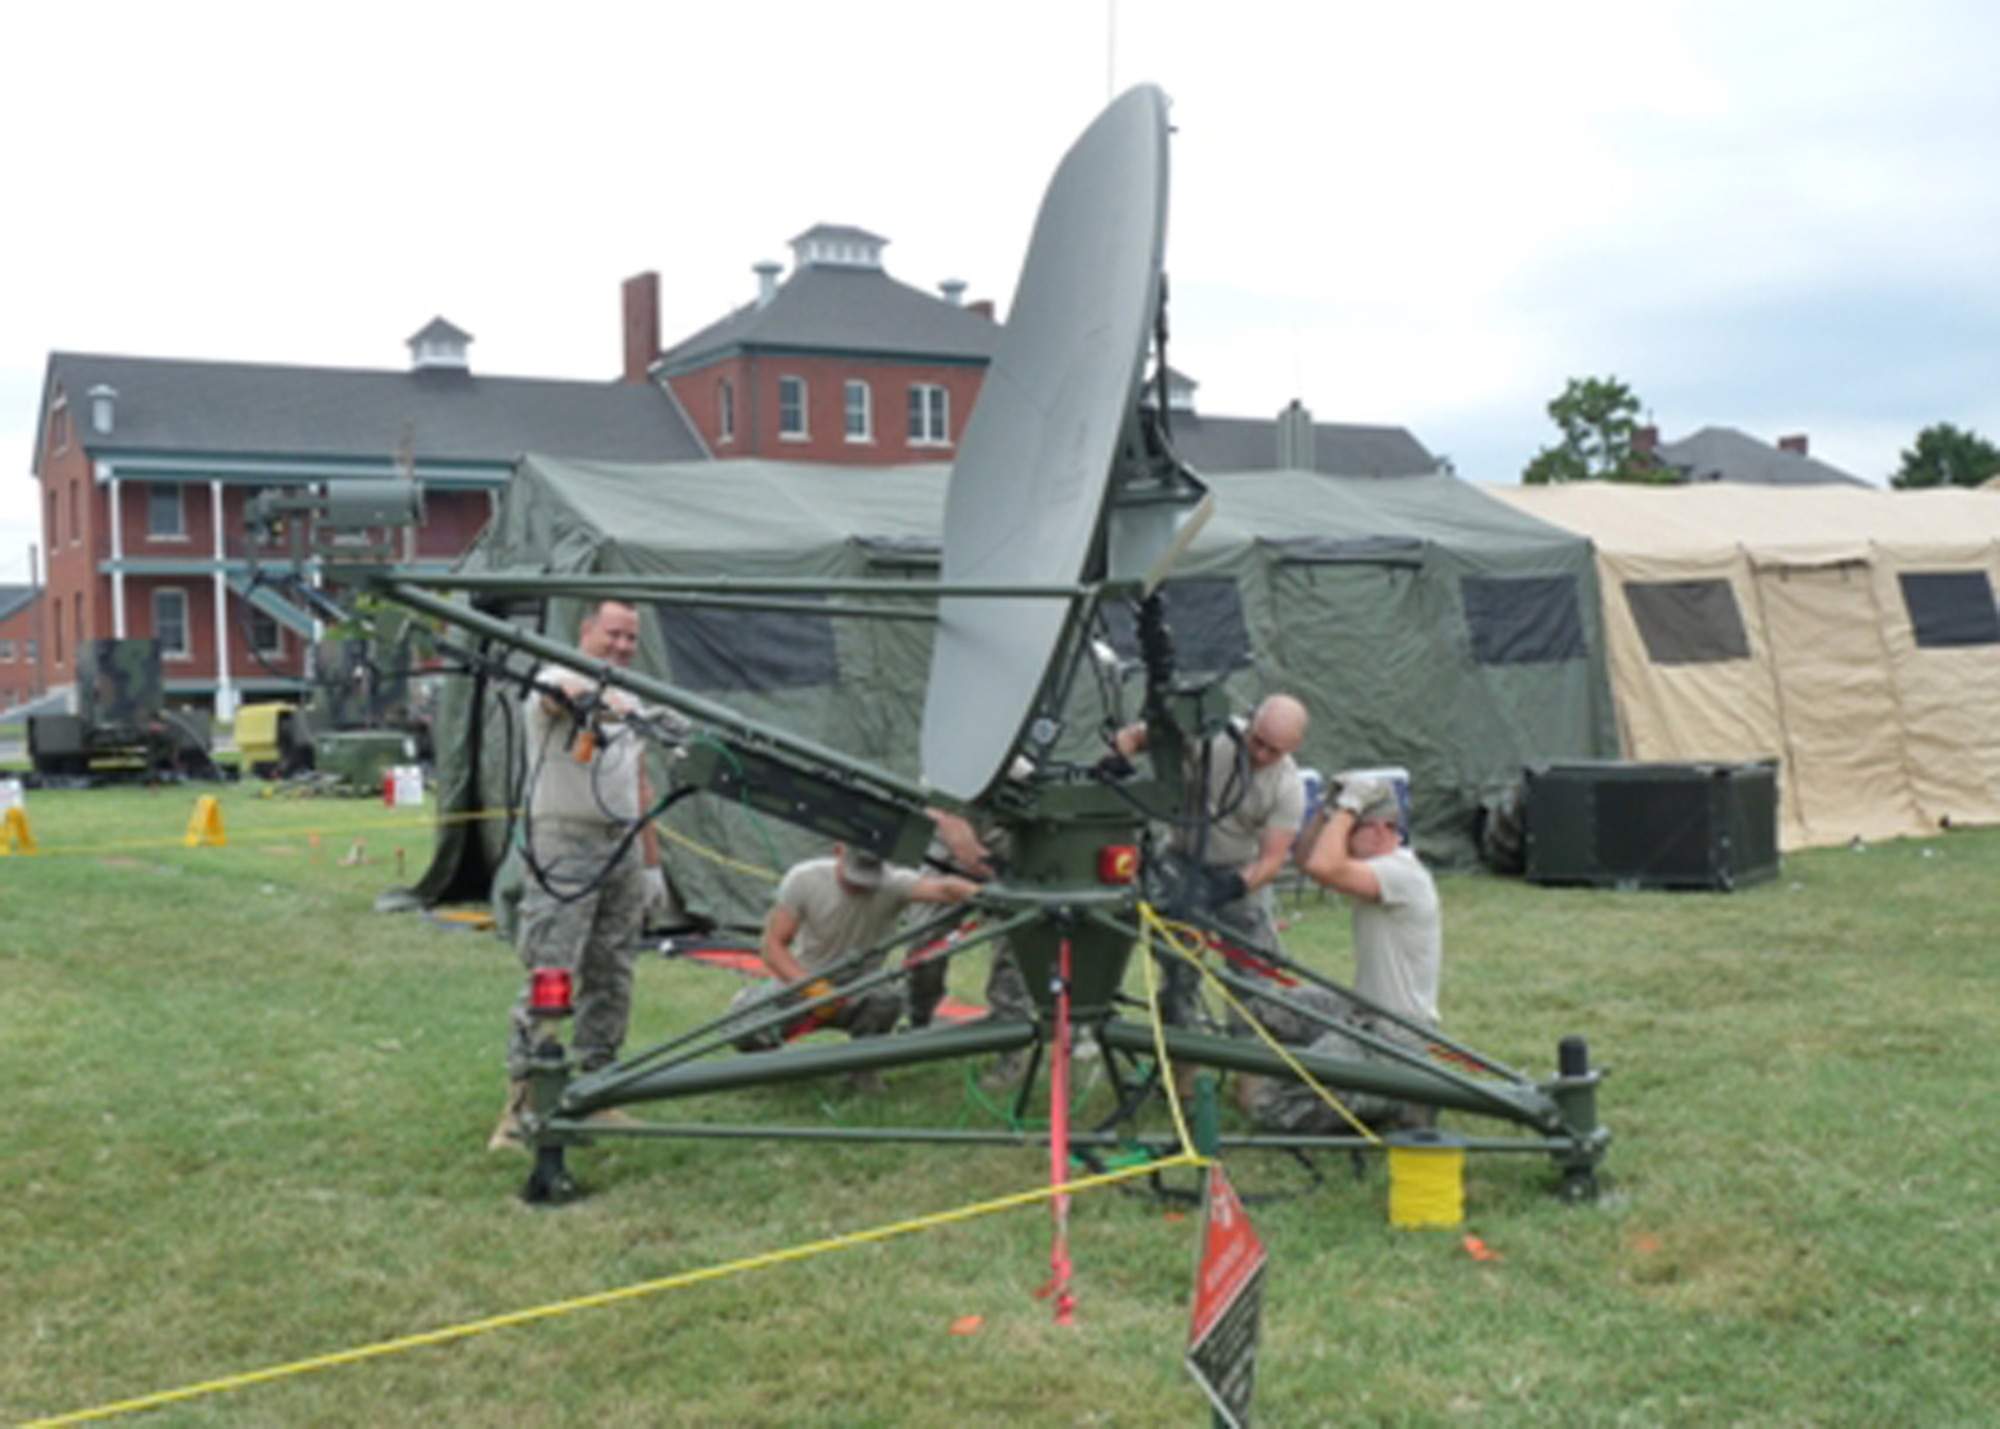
[27,880,1246,1424]
[24,1153,1203,1427]
[652,818,782,882]
[0,806,509,859]
[1136,900,1382,1146]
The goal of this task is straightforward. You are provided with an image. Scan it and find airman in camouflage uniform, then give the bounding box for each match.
[491,601,666,1150]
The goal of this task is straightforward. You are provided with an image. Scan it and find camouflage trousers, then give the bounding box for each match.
[906,937,1033,1027]
[727,976,903,1051]
[1159,880,1286,1029]
[507,822,647,1080]
[1237,984,1431,1133]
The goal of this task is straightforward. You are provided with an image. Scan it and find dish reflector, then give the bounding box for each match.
[920,84,1171,802]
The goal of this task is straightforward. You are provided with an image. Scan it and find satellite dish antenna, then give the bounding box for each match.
[920,84,1172,803]
[246,84,1607,1214]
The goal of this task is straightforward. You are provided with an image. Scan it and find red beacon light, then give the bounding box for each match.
[1097,844,1139,885]
[528,967,574,1017]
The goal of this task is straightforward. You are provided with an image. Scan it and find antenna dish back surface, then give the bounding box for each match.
[920,84,1171,803]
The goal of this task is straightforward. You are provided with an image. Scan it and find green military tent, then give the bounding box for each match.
[416,456,1618,926]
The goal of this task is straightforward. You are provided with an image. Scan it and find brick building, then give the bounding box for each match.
[28,224,1440,718]
[0,585,42,712]
[30,323,706,715]
[632,224,1003,464]
[631,229,1435,478]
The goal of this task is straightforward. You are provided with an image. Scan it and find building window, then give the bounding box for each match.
[778,376,808,439]
[48,489,59,547]
[718,380,735,443]
[249,607,285,657]
[844,380,873,442]
[49,397,70,455]
[148,484,187,540]
[53,602,63,667]
[74,594,84,657]
[0,639,13,662]
[153,587,190,659]
[25,638,36,663]
[70,479,81,545]
[908,384,950,446]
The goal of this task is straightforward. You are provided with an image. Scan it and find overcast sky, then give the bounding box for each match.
[4,0,1997,585]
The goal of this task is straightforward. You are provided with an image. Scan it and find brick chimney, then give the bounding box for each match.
[621,272,661,385]
[1778,433,1809,456]
[1633,424,1659,457]
[967,298,996,321]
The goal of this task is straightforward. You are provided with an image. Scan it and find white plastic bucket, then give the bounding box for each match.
[385,765,424,808]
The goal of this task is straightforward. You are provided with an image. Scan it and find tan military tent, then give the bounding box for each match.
[1494,484,2000,849]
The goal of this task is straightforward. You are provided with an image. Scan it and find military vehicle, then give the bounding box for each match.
[239,617,435,792]
[26,639,217,783]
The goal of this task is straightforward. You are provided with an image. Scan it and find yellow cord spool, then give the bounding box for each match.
[1387,1130,1466,1229]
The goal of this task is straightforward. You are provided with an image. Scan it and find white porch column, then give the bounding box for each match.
[105,464,127,638]
[211,478,236,720]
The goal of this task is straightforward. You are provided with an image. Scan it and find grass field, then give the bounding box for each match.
[4,784,1998,1425]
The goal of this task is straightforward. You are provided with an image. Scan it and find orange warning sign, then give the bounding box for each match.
[1189,1164,1266,1346]
[1186,1164,1268,1427]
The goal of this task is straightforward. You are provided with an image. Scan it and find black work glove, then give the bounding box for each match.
[1204,866,1248,907]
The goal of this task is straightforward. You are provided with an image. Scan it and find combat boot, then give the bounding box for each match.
[979,1048,1030,1092]
[487,1079,530,1152]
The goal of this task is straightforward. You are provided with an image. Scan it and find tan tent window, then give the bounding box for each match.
[1899,571,2000,649]
[1624,580,1752,665]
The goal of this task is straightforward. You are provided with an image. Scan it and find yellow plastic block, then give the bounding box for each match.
[183,795,227,848]
[0,807,36,856]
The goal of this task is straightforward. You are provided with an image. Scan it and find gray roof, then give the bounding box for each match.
[407,316,474,346]
[793,222,888,248]
[0,584,38,622]
[1657,426,1869,488]
[1160,411,1437,477]
[35,352,709,473]
[657,265,1003,371]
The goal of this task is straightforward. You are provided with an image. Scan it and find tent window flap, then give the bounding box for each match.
[1900,570,2000,649]
[1624,579,1753,665]
[1461,574,1587,665]
[656,599,841,691]
[1098,575,1253,677]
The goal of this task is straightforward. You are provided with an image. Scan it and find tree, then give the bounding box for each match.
[1521,376,1667,485]
[1891,423,2000,489]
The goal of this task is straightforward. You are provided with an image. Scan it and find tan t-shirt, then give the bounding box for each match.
[1172,724,1306,868]
[1352,846,1442,1027]
[524,663,644,824]
[776,857,925,974]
